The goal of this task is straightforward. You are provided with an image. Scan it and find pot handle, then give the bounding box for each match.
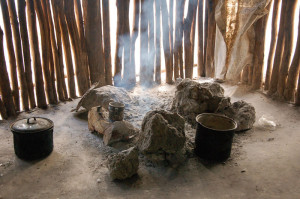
[27,117,37,124]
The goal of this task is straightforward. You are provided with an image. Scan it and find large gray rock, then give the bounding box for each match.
[138,110,186,155]
[76,85,133,111]
[223,100,256,131]
[107,147,139,180]
[172,79,230,126]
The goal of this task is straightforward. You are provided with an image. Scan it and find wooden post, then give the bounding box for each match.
[7,0,30,110]
[251,4,270,90]
[102,0,113,85]
[161,0,173,83]
[0,28,16,117]
[82,0,106,87]
[268,0,287,95]
[197,0,204,77]
[203,0,209,69]
[75,0,90,87]
[33,0,57,104]
[65,0,89,95]
[27,0,47,108]
[174,0,185,78]
[51,0,68,100]
[0,0,20,111]
[140,0,149,85]
[18,0,36,109]
[284,13,300,101]
[122,0,134,86]
[277,0,298,98]
[264,0,281,90]
[146,0,155,85]
[155,0,161,84]
[205,0,216,78]
[184,0,198,79]
[54,0,76,98]
[45,0,65,102]
[0,96,7,119]
[169,0,174,78]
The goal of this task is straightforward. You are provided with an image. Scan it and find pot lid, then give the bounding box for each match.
[10,117,54,133]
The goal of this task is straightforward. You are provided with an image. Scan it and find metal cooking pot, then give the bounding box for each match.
[10,117,54,160]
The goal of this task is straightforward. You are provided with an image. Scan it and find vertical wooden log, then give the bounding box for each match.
[82,0,106,87]
[102,0,113,85]
[174,0,185,78]
[197,0,204,77]
[205,0,216,78]
[0,97,7,119]
[27,0,47,108]
[184,0,198,79]
[147,0,155,84]
[277,0,298,98]
[203,0,209,68]
[0,0,20,111]
[251,4,270,90]
[140,0,149,85]
[65,0,89,95]
[268,0,287,95]
[33,0,56,104]
[284,13,300,101]
[44,0,65,101]
[264,0,281,90]
[18,0,36,109]
[123,0,134,86]
[74,0,90,86]
[51,0,68,100]
[54,0,76,98]
[169,0,174,77]
[155,0,161,84]
[161,0,173,83]
[0,28,16,116]
[7,0,29,111]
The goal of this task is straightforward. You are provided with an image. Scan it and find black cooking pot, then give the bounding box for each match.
[195,113,237,162]
[10,117,54,161]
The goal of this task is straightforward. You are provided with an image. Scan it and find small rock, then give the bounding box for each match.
[241,169,246,173]
[268,138,275,142]
[107,147,139,180]
[97,179,101,183]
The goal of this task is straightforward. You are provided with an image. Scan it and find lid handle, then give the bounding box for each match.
[27,117,37,124]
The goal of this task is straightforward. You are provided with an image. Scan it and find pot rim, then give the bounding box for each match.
[10,117,54,134]
[196,113,237,132]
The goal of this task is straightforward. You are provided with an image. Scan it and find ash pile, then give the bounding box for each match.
[75,79,256,180]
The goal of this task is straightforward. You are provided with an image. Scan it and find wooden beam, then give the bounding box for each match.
[155,0,161,84]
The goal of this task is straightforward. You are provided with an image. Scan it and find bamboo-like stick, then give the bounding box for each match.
[203,0,209,68]
[169,0,174,78]
[284,13,300,101]
[251,4,270,90]
[155,0,161,84]
[197,0,204,77]
[264,0,281,90]
[102,0,113,85]
[277,0,298,98]
[45,0,65,102]
[82,0,106,87]
[175,0,185,78]
[184,0,198,79]
[0,28,16,117]
[122,0,134,86]
[7,0,30,110]
[0,96,7,119]
[75,0,90,87]
[205,0,216,78]
[18,0,36,109]
[161,0,173,83]
[147,0,155,84]
[268,0,287,95]
[51,0,68,100]
[27,0,47,108]
[34,0,56,104]
[54,0,76,98]
[0,0,20,111]
[65,0,89,95]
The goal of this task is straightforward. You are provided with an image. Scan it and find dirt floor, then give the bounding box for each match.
[0,80,300,199]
